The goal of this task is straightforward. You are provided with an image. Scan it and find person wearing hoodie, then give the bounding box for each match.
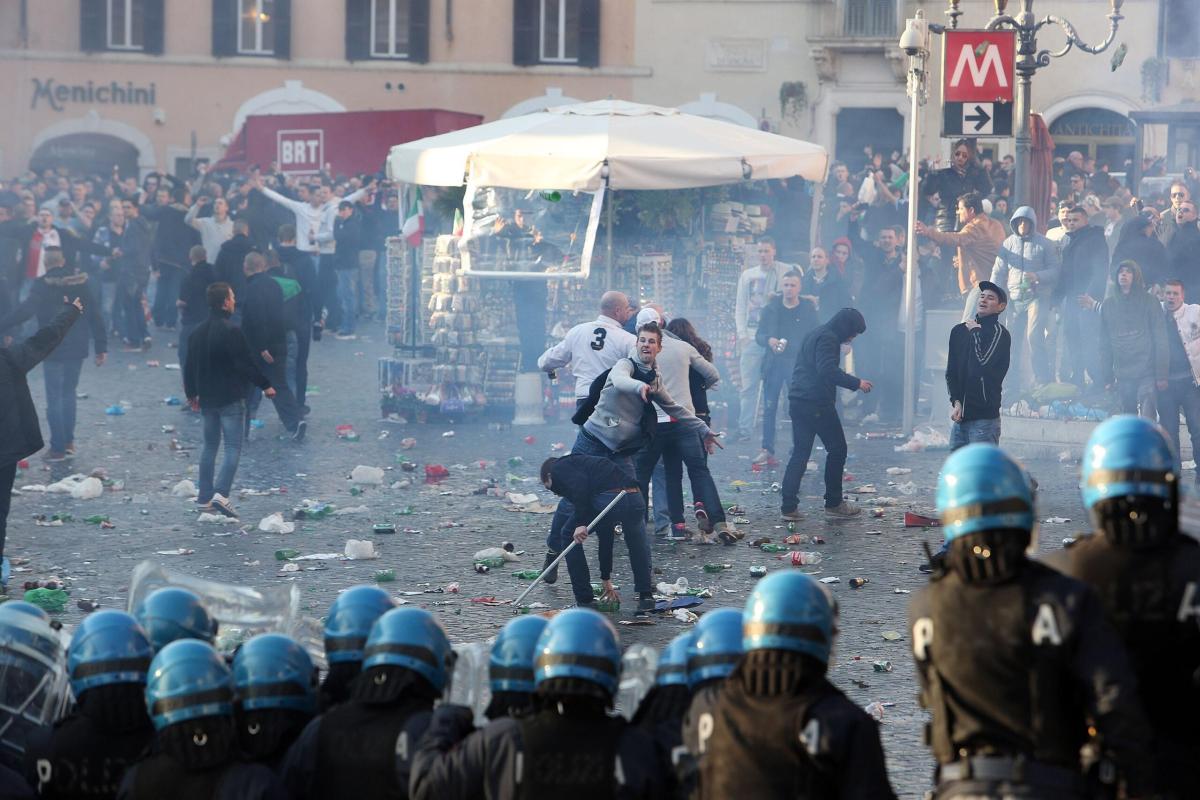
[275,225,317,409]
[989,206,1060,391]
[945,282,1011,450]
[176,245,216,375]
[1112,210,1168,289]
[781,308,873,521]
[1057,206,1110,390]
[1158,279,1200,477]
[1096,260,1169,418]
[213,220,255,314]
[0,249,105,462]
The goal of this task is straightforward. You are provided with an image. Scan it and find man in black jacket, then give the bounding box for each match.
[275,225,315,409]
[1056,206,1108,390]
[754,270,818,466]
[176,245,215,373]
[780,308,873,521]
[946,281,1011,450]
[141,182,199,331]
[241,253,304,441]
[213,220,255,319]
[1167,199,1200,301]
[332,202,363,339]
[0,298,81,572]
[183,282,274,519]
[0,249,105,461]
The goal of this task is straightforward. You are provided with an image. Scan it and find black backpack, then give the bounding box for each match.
[571,358,658,444]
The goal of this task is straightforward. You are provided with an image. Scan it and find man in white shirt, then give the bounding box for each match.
[734,237,790,441]
[537,291,636,405]
[185,196,234,263]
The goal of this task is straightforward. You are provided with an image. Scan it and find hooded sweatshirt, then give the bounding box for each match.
[1098,261,1169,385]
[788,308,865,406]
[990,207,1060,306]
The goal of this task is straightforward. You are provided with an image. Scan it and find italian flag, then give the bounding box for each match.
[401,187,424,246]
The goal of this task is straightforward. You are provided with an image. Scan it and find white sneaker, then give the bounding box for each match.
[824,501,861,518]
[209,494,239,519]
[751,449,773,466]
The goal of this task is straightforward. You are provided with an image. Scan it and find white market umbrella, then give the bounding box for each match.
[386,99,829,190]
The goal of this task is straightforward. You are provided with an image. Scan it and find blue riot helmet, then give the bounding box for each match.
[687,608,744,687]
[145,639,234,731]
[743,571,835,664]
[489,616,549,694]
[324,585,396,665]
[937,444,1035,541]
[533,608,621,696]
[67,610,153,699]
[655,632,694,687]
[0,601,69,768]
[134,587,217,653]
[1081,415,1177,543]
[232,633,317,715]
[362,608,453,693]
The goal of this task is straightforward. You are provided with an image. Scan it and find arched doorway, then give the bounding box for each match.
[30,133,139,177]
[1048,107,1135,171]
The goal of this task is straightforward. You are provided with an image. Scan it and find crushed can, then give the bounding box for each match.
[749,565,767,578]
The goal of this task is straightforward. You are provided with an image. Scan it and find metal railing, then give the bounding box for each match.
[842,0,899,37]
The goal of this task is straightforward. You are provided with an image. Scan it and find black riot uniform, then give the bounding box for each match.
[631,683,690,799]
[910,559,1153,798]
[700,654,894,799]
[279,667,433,800]
[409,695,664,800]
[677,682,721,798]
[24,685,153,799]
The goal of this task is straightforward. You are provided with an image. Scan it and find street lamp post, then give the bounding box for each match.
[955,0,1125,209]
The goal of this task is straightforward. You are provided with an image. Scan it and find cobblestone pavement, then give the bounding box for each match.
[7,324,1094,798]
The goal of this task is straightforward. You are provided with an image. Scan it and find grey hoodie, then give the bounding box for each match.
[989,206,1060,305]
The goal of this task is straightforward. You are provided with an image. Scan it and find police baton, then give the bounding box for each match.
[511,489,630,610]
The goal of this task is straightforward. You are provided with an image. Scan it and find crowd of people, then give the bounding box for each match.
[0,413,1192,798]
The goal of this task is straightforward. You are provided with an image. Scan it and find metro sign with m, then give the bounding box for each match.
[277,129,324,175]
[943,30,1015,103]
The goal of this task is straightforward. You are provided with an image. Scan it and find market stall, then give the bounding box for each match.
[379,100,829,423]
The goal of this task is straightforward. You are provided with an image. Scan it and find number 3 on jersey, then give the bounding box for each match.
[590,328,607,351]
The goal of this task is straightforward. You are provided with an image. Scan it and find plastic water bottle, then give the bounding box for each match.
[787,551,823,566]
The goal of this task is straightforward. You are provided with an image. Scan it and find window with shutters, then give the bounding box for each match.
[371,0,410,58]
[107,0,146,50]
[540,0,580,63]
[238,0,275,54]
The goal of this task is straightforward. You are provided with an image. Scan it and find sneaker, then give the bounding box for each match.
[667,524,691,541]
[654,526,671,539]
[635,595,656,616]
[292,420,307,442]
[860,413,879,425]
[918,563,934,574]
[209,494,238,519]
[42,450,67,463]
[540,551,560,585]
[824,501,861,518]
[694,502,713,533]
[752,449,773,466]
[335,333,357,341]
[64,442,76,455]
[781,510,804,522]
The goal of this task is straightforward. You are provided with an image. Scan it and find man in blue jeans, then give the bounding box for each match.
[183,282,274,520]
[945,281,1011,450]
[332,202,363,340]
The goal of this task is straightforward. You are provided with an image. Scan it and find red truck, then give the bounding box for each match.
[217,108,482,177]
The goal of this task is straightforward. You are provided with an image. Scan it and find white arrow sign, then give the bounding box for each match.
[963,103,994,134]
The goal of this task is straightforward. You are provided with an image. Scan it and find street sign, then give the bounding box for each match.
[941,30,1015,138]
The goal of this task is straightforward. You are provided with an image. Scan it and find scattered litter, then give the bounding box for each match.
[786,551,823,566]
[43,474,104,500]
[847,484,877,494]
[257,513,295,534]
[76,599,100,613]
[656,578,690,596]
[903,512,941,527]
[171,479,196,498]
[893,588,910,594]
[333,505,370,516]
[473,547,520,563]
[292,500,334,519]
[400,438,417,449]
[881,631,903,641]
[523,435,536,444]
[671,608,699,623]
[886,467,911,475]
[442,431,456,438]
[280,563,301,573]
[849,577,868,589]
[23,588,69,613]
[104,405,125,416]
[818,577,840,584]
[375,569,396,583]
[506,492,538,505]
[896,481,918,496]
[1042,516,1071,524]
[249,419,264,430]
[749,566,767,578]
[425,465,450,480]
[873,660,893,672]
[864,701,885,721]
[197,513,237,524]
[344,539,378,560]
[852,679,871,689]
[894,427,950,453]
[335,424,359,441]
[350,465,385,485]
[155,548,195,556]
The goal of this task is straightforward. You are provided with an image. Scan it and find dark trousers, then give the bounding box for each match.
[636,423,725,526]
[43,359,84,453]
[761,363,789,454]
[152,266,181,328]
[546,489,652,605]
[318,255,339,331]
[178,322,199,375]
[246,354,302,432]
[0,462,15,562]
[781,399,848,511]
[1159,378,1200,476]
[117,274,148,344]
[289,327,310,408]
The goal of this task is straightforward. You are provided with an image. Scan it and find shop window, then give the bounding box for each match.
[81,0,163,54]
[212,0,289,58]
[513,0,598,67]
[1164,0,1200,58]
[346,0,428,62]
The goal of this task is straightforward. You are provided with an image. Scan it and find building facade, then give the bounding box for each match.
[0,0,645,177]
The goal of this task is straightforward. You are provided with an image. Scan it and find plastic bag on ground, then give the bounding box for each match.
[171,479,197,498]
[472,547,520,563]
[656,577,690,596]
[344,540,378,560]
[333,505,370,516]
[894,427,950,453]
[258,513,296,534]
[350,466,385,486]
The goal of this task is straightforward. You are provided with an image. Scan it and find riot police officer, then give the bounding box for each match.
[231,633,317,771]
[25,610,154,798]
[910,443,1152,799]
[678,607,742,797]
[0,602,69,775]
[318,585,395,710]
[132,587,217,653]
[410,608,664,799]
[631,631,693,798]
[484,615,548,721]
[280,607,450,799]
[700,572,895,799]
[1045,415,1200,797]
[119,639,287,798]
